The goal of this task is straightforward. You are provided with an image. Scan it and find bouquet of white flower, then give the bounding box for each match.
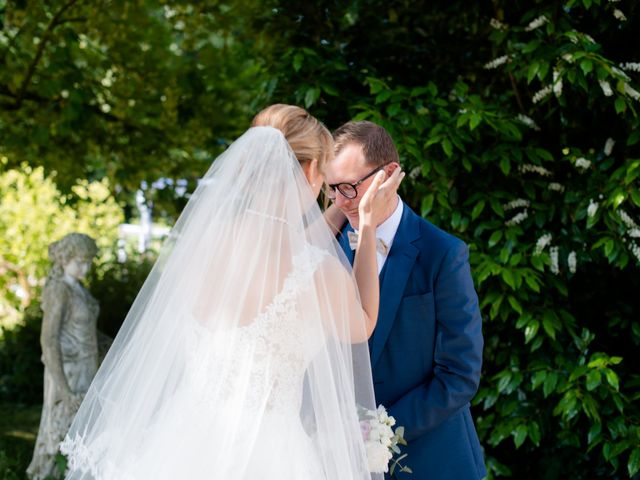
[358,405,411,476]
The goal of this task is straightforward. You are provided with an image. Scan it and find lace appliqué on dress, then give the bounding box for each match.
[184,244,329,414]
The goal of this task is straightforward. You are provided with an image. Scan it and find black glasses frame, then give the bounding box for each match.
[326,163,389,200]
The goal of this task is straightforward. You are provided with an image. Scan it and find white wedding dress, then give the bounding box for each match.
[63,245,333,479]
[60,127,381,479]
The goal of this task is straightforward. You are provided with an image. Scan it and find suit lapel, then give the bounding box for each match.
[370,203,421,367]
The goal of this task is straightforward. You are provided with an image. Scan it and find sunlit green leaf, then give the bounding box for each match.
[586,369,601,391]
[513,424,528,449]
[489,230,503,248]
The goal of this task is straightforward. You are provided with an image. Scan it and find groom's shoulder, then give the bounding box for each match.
[403,203,467,254]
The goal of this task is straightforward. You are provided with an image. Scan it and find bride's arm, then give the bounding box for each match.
[353,167,404,338]
[315,258,372,344]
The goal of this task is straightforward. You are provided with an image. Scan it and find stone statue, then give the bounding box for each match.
[27,233,100,480]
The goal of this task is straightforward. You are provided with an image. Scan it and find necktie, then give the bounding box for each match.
[347,231,389,255]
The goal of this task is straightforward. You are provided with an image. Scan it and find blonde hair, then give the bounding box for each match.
[251,104,334,169]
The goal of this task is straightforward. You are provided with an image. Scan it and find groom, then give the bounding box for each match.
[326,121,486,479]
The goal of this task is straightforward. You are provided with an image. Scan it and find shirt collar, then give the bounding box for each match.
[354,196,403,251]
[376,196,403,250]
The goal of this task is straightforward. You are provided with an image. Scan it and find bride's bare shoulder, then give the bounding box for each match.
[310,247,352,284]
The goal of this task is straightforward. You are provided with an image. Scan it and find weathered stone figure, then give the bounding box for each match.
[27,233,100,480]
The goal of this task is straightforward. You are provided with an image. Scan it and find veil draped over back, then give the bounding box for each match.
[61,127,381,480]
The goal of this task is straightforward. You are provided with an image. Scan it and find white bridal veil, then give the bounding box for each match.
[61,127,381,480]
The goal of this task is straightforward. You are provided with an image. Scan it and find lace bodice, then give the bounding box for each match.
[184,244,329,415]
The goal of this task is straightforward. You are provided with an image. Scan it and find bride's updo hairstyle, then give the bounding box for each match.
[251,104,334,169]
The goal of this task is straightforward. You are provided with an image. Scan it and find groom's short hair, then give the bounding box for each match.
[333,121,400,167]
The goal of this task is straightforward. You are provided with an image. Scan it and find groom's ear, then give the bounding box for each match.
[385,162,401,175]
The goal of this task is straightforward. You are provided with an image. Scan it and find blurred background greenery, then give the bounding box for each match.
[1,0,639,478]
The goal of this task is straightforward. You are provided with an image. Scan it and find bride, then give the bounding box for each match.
[60,104,403,479]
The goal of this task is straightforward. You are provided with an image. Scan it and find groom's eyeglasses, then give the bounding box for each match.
[326,164,388,200]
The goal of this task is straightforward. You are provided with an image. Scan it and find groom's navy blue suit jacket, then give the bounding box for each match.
[339,202,486,480]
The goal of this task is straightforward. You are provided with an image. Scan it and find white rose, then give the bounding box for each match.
[366,441,392,473]
[377,406,389,423]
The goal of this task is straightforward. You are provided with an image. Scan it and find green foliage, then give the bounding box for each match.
[1,0,639,478]
[0,162,150,405]
[0,403,44,480]
[250,1,640,477]
[0,303,43,404]
[0,163,123,325]
[89,253,155,338]
[350,77,640,477]
[0,0,263,216]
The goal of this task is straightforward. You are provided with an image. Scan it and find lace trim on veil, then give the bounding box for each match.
[60,432,136,480]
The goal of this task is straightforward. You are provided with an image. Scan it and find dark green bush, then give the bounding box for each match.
[89,254,155,338]
[250,0,640,477]
[1,0,639,477]
[0,304,44,405]
[0,404,47,480]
